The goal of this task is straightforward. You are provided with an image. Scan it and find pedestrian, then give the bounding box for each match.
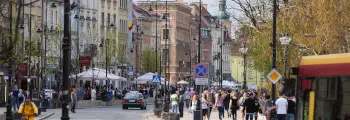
[264,95,277,120]
[243,92,256,120]
[190,95,198,113]
[208,88,216,118]
[224,89,231,117]
[184,88,191,112]
[11,88,20,111]
[18,97,38,120]
[91,88,96,101]
[201,93,209,120]
[215,90,225,120]
[254,92,261,120]
[275,94,288,120]
[287,96,296,120]
[71,86,77,113]
[18,89,25,105]
[170,91,179,113]
[229,90,239,120]
[178,91,185,117]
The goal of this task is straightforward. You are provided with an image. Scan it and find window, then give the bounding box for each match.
[113,14,116,26]
[86,0,89,8]
[107,13,110,26]
[101,12,104,25]
[326,77,338,99]
[163,29,169,39]
[55,11,57,25]
[163,49,169,61]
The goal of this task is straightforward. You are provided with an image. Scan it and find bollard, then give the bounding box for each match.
[193,110,202,120]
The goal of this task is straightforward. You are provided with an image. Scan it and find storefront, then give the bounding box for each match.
[296,53,350,120]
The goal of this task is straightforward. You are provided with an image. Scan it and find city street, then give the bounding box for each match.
[44,105,154,120]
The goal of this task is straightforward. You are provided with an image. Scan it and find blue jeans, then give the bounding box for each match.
[172,104,178,113]
[245,113,254,120]
[218,106,224,119]
[287,114,294,120]
[277,114,287,120]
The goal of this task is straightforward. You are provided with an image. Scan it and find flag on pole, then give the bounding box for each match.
[128,24,133,30]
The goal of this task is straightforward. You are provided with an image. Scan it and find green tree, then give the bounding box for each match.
[140,48,161,73]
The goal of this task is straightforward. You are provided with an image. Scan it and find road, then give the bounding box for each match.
[44,98,156,120]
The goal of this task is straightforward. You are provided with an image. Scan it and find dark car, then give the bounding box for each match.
[122,93,147,110]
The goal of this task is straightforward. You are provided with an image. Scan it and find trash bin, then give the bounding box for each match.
[41,98,50,109]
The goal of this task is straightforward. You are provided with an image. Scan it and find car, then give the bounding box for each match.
[129,91,140,94]
[122,93,147,110]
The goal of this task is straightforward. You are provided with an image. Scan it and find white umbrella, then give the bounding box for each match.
[75,68,126,81]
[134,72,165,84]
[177,80,189,84]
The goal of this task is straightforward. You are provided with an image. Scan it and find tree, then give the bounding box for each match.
[140,48,161,73]
[231,0,350,76]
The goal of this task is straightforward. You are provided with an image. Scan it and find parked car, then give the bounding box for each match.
[122,93,147,110]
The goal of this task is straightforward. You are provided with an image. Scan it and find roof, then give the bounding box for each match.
[133,4,152,18]
[299,53,350,77]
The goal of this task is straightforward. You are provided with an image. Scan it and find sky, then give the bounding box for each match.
[182,0,218,14]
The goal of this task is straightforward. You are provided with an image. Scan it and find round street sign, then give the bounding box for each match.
[267,69,282,84]
[195,63,208,78]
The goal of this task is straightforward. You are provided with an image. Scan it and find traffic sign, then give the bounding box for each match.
[128,66,134,75]
[195,78,208,85]
[152,75,161,84]
[195,63,208,78]
[267,69,282,84]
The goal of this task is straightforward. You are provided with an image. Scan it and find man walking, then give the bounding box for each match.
[71,86,77,113]
[243,92,256,120]
[276,94,288,120]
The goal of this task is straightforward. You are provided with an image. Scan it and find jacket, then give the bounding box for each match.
[18,102,38,120]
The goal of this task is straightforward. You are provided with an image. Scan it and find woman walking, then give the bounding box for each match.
[201,93,209,120]
[224,89,231,117]
[215,91,225,120]
[229,91,239,120]
[191,95,198,113]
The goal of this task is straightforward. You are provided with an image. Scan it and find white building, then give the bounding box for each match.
[211,0,233,81]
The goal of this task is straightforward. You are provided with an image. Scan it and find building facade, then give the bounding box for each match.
[138,0,192,84]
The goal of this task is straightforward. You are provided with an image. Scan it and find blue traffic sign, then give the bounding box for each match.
[152,75,161,84]
[195,63,208,78]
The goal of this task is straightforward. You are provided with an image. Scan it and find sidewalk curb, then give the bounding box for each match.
[36,112,55,120]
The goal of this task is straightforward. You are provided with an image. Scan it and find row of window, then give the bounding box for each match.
[120,0,128,9]
[119,19,127,33]
[101,12,116,26]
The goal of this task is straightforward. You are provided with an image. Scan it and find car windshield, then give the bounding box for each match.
[124,93,143,99]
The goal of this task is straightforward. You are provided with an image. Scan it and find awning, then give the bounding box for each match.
[299,53,350,77]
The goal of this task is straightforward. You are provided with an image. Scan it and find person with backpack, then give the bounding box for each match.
[243,92,256,120]
[18,89,25,106]
[264,95,277,120]
[18,97,38,120]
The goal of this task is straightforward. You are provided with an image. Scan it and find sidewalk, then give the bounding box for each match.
[0,107,56,120]
[143,107,265,120]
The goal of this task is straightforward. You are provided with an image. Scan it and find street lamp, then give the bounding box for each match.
[149,1,161,111]
[279,35,291,84]
[239,43,248,90]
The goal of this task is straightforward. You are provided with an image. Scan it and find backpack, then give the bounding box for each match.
[18,94,24,102]
[265,100,276,117]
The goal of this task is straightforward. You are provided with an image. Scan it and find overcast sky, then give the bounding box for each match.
[183,0,218,14]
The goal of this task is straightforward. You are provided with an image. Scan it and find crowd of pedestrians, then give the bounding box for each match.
[162,86,296,120]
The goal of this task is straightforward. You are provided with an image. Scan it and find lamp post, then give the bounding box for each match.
[162,0,170,112]
[279,35,291,87]
[6,1,13,119]
[148,1,160,109]
[61,0,72,118]
[239,43,248,90]
[271,0,278,101]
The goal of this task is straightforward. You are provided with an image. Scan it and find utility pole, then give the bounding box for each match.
[6,1,13,119]
[163,0,170,113]
[149,1,159,109]
[28,0,33,99]
[194,0,202,120]
[61,0,71,118]
[272,0,277,101]
[219,21,223,89]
